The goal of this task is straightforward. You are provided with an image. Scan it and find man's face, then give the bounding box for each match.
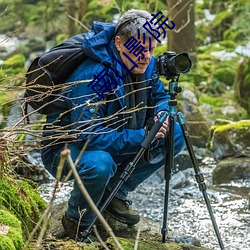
[115,36,157,75]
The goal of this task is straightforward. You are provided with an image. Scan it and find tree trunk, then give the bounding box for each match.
[167,0,196,62]
[78,0,88,20]
[67,0,77,36]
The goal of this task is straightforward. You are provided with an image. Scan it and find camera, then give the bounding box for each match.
[156,51,192,79]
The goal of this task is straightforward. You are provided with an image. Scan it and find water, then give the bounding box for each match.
[38,157,250,250]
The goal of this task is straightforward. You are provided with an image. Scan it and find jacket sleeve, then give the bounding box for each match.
[65,61,146,156]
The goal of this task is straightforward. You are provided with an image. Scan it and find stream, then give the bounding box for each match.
[38,155,250,250]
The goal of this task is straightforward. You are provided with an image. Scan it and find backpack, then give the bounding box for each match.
[24,34,87,115]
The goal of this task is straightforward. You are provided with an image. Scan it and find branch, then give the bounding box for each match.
[62,148,124,250]
[174,5,192,33]
[68,14,90,32]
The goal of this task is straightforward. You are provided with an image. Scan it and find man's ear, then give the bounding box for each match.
[115,36,122,51]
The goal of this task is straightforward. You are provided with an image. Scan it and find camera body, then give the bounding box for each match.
[156,51,192,79]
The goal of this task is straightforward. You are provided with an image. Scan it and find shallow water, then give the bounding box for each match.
[38,157,250,250]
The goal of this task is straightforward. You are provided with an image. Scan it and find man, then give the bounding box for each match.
[41,9,185,241]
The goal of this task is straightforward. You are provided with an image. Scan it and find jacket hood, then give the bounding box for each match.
[82,21,116,65]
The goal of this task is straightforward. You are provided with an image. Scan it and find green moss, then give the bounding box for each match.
[1,54,25,69]
[0,175,46,239]
[0,209,24,249]
[213,67,235,86]
[213,120,250,133]
[235,58,250,116]
[106,237,208,250]
[154,44,167,57]
[199,95,224,107]
[218,40,237,51]
[0,235,16,250]
[0,209,21,229]
[7,228,24,249]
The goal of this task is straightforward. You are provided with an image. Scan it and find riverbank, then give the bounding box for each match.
[38,155,250,250]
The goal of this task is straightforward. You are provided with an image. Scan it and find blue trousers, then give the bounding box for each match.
[41,123,185,226]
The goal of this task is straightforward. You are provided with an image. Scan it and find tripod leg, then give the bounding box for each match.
[162,114,175,243]
[177,112,225,250]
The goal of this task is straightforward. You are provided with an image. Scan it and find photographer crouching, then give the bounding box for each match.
[41,9,186,241]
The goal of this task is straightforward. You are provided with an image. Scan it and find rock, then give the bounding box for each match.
[179,100,211,148]
[209,120,250,160]
[181,89,198,105]
[44,202,211,250]
[170,168,193,189]
[221,105,237,116]
[213,157,250,184]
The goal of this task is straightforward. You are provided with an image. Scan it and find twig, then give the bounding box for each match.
[62,148,124,250]
[93,225,110,250]
[134,220,142,250]
[68,14,90,31]
[174,6,192,33]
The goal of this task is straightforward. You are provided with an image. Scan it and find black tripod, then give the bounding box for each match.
[161,77,225,249]
[82,77,225,249]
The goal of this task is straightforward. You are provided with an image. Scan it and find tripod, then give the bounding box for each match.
[162,77,225,249]
[82,77,225,250]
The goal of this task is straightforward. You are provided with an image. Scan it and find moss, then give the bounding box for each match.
[199,95,224,107]
[208,10,234,42]
[0,209,21,229]
[213,120,250,133]
[0,175,46,239]
[235,58,250,116]
[1,54,25,69]
[213,67,235,86]
[154,44,167,57]
[0,209,24,249]
[0,235,16,250]
[106,237,209,250]
[7,228,24,249]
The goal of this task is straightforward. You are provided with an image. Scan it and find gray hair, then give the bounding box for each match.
[115,9,157,40]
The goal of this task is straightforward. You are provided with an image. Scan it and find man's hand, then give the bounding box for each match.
[154,111,169,139]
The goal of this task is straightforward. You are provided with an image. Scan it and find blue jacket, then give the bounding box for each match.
[44,21,170,156]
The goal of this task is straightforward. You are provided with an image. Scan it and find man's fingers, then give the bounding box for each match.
[155,132,165,139]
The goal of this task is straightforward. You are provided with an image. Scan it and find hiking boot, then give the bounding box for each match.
[61,213,97,243]
[105,196,140,225]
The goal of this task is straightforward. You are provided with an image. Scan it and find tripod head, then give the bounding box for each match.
[168,76,182,100]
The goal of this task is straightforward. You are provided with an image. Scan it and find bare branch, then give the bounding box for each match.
[174,5,191,33]
[68,14,90,32]
[63,148,124,250]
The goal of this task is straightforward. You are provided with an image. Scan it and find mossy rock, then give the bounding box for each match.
[213,157,250,184]
[0,209,24,250]
[199,92,249,122]
[209,120,250,160]
[0,174,47,239]
[107,237,210,250]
